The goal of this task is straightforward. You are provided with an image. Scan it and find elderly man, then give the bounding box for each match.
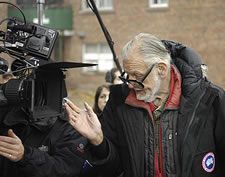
[65,33,225,177]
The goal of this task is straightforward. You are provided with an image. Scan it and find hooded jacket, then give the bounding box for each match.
[0,106,88,177]
[90,47,225,177]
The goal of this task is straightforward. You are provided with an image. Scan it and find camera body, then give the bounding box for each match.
[0,67,67,120]
[0,13,96,121]
[0,17,66,121]
[5,17,58,59]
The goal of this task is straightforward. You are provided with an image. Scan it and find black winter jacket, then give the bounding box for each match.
[90,55,225,177]
[0,106,88,177]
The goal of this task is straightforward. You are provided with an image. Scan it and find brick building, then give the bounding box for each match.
[3,0,225,105]
[62,0,225,104]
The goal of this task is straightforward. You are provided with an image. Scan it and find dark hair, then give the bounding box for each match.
[105,67,119,83]
[93,84,110,117]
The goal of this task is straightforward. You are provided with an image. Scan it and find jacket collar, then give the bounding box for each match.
[125,65,182,111]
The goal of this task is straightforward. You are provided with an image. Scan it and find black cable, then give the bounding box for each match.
[0,17,12,26]
[0,2,34,72]
[0,1,26,24]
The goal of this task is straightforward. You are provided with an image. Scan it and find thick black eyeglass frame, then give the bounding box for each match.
[119,63,157,89]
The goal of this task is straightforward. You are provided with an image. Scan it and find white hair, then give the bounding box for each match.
[122,33,171,67]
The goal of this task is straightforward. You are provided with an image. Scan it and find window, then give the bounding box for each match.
[83,43,113,72]
[149,0,169,8]
[81,0,113,11]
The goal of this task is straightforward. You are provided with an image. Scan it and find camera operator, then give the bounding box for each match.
[0,6,94,176]
[0,90,88,177]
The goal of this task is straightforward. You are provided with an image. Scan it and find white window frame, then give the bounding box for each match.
[149,0,169,8]
[82,43,113,72]
[81,0,113,12]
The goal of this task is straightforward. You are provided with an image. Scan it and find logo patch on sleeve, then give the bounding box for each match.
[202,152,215,172]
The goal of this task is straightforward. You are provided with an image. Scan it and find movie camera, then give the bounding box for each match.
[0,2,95,121]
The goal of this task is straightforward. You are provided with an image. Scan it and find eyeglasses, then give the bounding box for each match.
[119,63,157,90]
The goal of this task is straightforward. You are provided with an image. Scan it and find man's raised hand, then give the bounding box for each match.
[65,100,103,146]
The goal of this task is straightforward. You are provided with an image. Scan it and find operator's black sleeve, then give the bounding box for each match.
[0,115,88,177]
[18,123,86,177]
[17,120,88,177]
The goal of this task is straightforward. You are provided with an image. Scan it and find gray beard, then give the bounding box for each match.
[136,75,161,103]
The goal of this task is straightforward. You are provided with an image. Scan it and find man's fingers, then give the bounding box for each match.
[0,150,13,159]
[65,103,74,118]
[0,146,15,155]
[84,102,95,115]
[0,131,24,162]
[84,102,99,123]
[0,140,16,150]
[66,100,81,113]
[0,136,17,145]
[0,150,18,161]
[65,104,80,121]
[69,119,76,127]
[8,129,19,139]
[72,111,80,117]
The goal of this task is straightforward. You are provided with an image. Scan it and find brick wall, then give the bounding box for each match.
[65,0,225,93]
[1,1,223,106]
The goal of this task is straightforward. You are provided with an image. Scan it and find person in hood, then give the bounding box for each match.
[65,33,225,177]
[0,77,88,177]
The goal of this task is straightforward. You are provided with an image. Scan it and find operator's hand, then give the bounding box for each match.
[65,101,103,146]
[0,129,24,162]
